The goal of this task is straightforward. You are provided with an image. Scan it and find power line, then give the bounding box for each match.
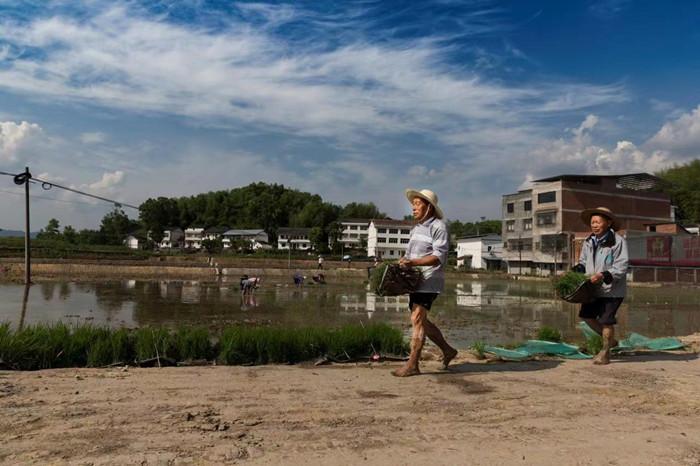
[0,188,116,207]
[1,168,140,210]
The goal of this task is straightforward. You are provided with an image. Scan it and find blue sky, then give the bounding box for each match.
[1,0,700,230]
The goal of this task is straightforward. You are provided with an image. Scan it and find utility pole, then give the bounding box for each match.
[518,234,522,275]
[14,167,32,285]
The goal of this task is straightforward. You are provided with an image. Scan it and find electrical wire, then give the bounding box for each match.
[0,188,116,207]
[1,168,140,210]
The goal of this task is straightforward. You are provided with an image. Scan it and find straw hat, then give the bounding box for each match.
[405,188,444,220]
[581,207,619,230]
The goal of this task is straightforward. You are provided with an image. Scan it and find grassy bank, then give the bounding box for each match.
[0,322,408,370]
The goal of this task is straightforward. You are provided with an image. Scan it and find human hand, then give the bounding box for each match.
[399,258,412,269]
[589,273,603,284]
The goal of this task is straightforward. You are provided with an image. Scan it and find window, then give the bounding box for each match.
[377,228,386,233]
[401,229,410,234]
[537,212,556,226]
[507,203,514,213]
[523,219,533,231]
[349,225,357,230]
[400,238,409,244]
[538,191,556,204]
[389,238,398,243]
[506,220,515,232]
[378,238,386,243]
[524,200,532,211]
[389,228,398,234]
[389,250,395,256]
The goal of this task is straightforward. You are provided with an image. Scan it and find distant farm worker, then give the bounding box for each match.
[293,274,305,286]
[572,207,629,365]
[312,273,325,284]
[393,189,458,377]
[317,255,324,270]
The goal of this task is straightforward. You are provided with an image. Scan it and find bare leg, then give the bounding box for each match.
[392,305,427,377]
[583,318,618,349]
[593,325,615,365]
[423,319,458,370]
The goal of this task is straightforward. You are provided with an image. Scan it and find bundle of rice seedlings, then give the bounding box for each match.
[536,326,563,343]
[370,261,423,296]
[552,271,595,303]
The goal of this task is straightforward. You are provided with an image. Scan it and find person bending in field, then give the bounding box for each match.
[392,188,457,377]
[572,207,629,365]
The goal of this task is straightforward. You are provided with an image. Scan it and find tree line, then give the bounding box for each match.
[655,159,700,224]
[35,182,503,252]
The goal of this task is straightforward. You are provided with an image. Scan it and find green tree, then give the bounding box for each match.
[201,237,223,254]
[656,159,700,223]
[340,202,386,219]
[63,225,77,244]
[308,227,326,252]
[37,218,61,240]
[100,210,133,246]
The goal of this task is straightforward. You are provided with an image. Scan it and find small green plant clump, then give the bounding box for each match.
[536,326,563,343]
[370,262,423,296]
[471,341,487,359]
[580,335,604,355]
[0,321,408,370]
[552,271,589,297]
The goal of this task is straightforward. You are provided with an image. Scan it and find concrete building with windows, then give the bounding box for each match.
[338,219,370,249]
[277,227,312,250]
[222,229,270,250]
[367,219,415,259]
[501,173,672,276]
[184,226,205,249]
[456,234,504,270]
[158,227,183,249]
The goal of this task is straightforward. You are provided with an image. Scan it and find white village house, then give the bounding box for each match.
[158,227,183,249]
[367,219,415,259]
[456,234,505,271]
[338,219,370,249]
[222,229,271,250]
[184,226,205,249]
[277,227,312,251]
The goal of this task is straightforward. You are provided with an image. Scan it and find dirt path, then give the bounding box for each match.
[1,339,699,465]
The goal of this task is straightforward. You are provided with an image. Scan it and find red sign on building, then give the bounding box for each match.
[646,236,671,263]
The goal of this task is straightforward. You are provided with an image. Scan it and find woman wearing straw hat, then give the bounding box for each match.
[393,189,458,377]
[573,207,629,365]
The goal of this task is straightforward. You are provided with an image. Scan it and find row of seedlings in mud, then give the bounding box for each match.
[0,322,409,370]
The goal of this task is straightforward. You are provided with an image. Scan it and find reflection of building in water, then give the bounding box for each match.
[159,281,182,301]
[455,282,509,308]
[181,282,201,304]
[366,293,408,312]
[126,280,136,289]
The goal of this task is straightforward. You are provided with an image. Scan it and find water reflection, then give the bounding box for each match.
[1,279,699,349]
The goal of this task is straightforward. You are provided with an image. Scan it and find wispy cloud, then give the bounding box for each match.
[0,3,627,152]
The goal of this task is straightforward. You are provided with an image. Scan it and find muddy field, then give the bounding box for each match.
[1,337,699,465]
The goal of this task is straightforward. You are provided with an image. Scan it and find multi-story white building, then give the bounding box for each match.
[222,229,270,250]
[158,227,183,249]
[277,227,312,250]
[455,234,504,270]
[338,219,370,249]
[367,219,415,259]
[184,226,205,249]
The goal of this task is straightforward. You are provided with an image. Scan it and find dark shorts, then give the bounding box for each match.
[408,293,439,311]
[579,297,624,325]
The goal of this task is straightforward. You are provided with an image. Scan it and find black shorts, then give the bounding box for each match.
[408,293,439,311]
[579,297,624,325]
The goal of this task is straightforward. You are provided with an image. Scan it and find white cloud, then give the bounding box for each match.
[0,121,42,163]
[0,5,628,151]
[79,132,107,144]
[646,105,700,155]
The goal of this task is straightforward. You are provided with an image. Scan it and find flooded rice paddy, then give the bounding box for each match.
[1,278,699,349]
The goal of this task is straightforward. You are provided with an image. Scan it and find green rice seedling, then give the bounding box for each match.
[135,326,172,361]
[552,271,589,297]
[471,341,487,359]
[536,326,563,343]
[369,262,423,296]
[173,326,213,361]
[581,335,603,355]
[86,327,135,367]
[364,322,409,355]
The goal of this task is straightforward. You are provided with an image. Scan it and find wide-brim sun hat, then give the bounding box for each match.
[581,207,619,230]
[405,188,444,220]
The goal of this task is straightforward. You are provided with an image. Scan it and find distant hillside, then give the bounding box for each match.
[0,230,39,238]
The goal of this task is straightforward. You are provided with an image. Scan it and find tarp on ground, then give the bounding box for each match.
[578,322,685,352]
[484,340,592,360]
[483,322,685,360]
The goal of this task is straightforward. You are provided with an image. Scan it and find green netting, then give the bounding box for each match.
[578,322,685,352]
[483,323,685,361]
[484,340,592,360]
